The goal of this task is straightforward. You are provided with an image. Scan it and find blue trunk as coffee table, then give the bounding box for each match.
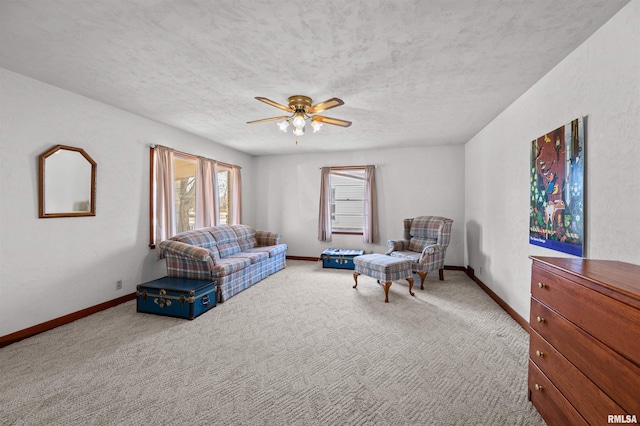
[320,248,365,270]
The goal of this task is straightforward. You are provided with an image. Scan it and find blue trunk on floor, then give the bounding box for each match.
[136,277,217,320]
[320,248,365,270]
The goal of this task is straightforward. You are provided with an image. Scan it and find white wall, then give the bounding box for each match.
[3,2,637,338]
[0,69,254,336]
[253,145,465,266]
[465,1,640,320]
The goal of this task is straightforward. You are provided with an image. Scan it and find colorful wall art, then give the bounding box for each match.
[530,117,585,256]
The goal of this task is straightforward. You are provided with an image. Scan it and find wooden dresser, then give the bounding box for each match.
[528,256,640,425]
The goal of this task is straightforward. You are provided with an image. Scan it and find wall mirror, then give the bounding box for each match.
[38,144,96,218]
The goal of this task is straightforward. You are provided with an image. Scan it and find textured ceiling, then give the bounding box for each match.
[0,0,630,156]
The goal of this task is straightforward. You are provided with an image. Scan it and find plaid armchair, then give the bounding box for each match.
[385,216,453,289]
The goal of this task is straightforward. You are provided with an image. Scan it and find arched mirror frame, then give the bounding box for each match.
[38,144,97,218]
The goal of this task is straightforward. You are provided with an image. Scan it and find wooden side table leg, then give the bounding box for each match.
[383,281,392,303]
[353,272,360,289]
[407,277,415,297]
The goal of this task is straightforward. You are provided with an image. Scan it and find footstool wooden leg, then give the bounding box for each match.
[417,272,427,290]
[382,281,392,303]
[407,277,415,297]
[439,269,444,281]
[353,272,360,288]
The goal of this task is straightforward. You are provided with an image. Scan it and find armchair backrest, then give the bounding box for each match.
[403,216,453,252]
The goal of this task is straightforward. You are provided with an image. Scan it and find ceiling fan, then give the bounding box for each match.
[247,95,352,140]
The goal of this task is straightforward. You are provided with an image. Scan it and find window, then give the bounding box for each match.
[174,155,197,234]
[319,165,378,243]
[217,165,232,225]
[330,169,365,233]
[150,146,242,246]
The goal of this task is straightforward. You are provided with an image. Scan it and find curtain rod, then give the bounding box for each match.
[319,165,377,170]
[150,144,241,169]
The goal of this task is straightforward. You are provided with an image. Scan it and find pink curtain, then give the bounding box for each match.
[363,165,379,243]
[318,167,332,241]
[213,161,220,225]
[154,145,176,244]
[195,157,216,228]
[231,166,242,224]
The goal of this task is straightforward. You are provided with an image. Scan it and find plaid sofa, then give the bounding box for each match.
[385,216,453,288]
[157,225,287,302]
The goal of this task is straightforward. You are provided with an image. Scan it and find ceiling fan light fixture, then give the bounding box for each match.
[248,95,351,143]
[292,114,306,130]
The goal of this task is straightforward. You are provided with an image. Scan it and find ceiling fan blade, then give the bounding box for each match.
[308,97,344,114]
[313,115,352,127]
[255,97,293,113]
[246,116,290,124]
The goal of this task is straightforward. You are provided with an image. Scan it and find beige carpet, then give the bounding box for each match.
[0,260,544,426]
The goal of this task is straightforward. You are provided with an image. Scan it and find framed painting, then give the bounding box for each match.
[530,117,585,256]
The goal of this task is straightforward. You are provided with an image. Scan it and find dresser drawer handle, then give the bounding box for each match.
[535,384,543,391]
[538,282,546,289]
[536,316,545,323]
[536,350,544,358]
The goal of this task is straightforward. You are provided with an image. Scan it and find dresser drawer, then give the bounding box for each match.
[529,330,626,424]
[530,298,640,414]
[531,265,640,364]
[528,360,588,426]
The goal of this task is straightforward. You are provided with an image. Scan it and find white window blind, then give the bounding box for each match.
[331,169,365,232]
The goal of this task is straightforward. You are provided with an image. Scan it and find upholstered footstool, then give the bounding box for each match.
[353,254,414,303]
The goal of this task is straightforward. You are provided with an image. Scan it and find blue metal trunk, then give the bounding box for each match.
[320,248,365,270]
[136,277,217,320]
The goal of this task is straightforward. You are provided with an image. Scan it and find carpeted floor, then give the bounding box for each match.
[0,260,544,425]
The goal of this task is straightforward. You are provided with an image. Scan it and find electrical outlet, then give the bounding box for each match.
[479,267,483,275]
[116,280,123,290]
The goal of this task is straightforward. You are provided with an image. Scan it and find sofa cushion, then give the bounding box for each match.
[171,229,217,250]
[215,241,241,258]
[229,251,269,264]
[212,257,251,278]
[209,226,238,243]
[209,226,242,257]
[232,225,257,251]
[245,244,287,258]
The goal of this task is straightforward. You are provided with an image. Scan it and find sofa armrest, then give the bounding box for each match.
[256,230,281,246]
[158,240,215,262]
[159,240,217,280]
[385,239,409,255]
